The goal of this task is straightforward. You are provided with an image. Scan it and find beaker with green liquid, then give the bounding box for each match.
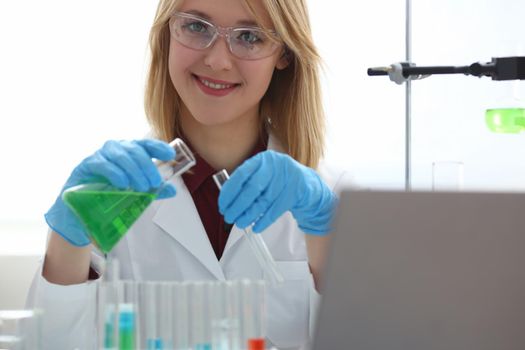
[485,108,525,133]
[62,138,196,253]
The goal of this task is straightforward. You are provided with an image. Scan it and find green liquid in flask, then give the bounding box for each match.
[485,108,525,133]
[63,187,156,253]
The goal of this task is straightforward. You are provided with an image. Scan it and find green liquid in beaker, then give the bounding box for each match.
[485,108,525,133]
[63,187,156,253]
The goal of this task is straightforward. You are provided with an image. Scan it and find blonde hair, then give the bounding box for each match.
[145,0,325,168]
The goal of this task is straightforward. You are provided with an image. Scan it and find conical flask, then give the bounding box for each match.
[485,44,525,134]
[62,138,195,253]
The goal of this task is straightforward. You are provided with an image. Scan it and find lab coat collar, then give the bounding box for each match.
[152,175,226,280]
[152,133,284,277]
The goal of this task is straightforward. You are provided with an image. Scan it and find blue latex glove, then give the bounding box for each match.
[218,150,338,235]
[44,139,177,247]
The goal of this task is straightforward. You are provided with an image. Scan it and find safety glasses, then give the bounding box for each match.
[168,12,282,60]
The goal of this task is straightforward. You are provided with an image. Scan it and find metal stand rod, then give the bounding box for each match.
[405,0,412,191]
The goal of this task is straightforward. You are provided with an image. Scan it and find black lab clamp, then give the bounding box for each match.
[367,56,525,84]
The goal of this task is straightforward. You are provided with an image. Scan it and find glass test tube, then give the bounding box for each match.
[210,281,224,350]
[98,282,118,350]
[140,282,158,350]
[226,281,242,350]
[158,282,174,350]
[173,282,190,350]
[98,258,120,349]
[137,281,172,350]
[154,138,196,184]
[117,281,139,350]
[189,282,213,350]
[118,304,135,350]
[210,281,241,350]
[213,169,284,286]
[241,280,265,350]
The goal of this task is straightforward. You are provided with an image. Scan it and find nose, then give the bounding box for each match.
[203,34,233,71]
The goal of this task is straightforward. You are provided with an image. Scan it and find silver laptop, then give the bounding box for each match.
[313,190,525,350]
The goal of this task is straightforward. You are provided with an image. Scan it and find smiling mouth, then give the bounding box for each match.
[192,74,241,97]
[193,74,241,90]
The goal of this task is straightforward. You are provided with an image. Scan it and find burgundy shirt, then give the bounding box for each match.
[181,136,268,260]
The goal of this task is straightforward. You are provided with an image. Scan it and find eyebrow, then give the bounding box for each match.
[184,9,259,27]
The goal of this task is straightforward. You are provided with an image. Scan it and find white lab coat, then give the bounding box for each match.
[26,135,350,350]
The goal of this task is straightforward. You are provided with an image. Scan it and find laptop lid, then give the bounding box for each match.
[313,190,525,350]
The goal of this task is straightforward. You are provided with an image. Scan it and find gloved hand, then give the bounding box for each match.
[44,139,177,247]
[218,150,338,235]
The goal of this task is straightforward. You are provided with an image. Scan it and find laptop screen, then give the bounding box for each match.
[313,190,525,350]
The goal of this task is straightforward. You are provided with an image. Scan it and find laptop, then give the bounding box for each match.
[313,190,525,350]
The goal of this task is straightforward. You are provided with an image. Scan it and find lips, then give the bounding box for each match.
[192,74,241,97]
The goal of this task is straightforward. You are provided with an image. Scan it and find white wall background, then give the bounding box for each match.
[411,0,525,191]
[0,0,524,256]
[0,2,158,254]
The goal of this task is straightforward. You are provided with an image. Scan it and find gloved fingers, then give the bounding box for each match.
[234,195,271,229]
[99,141,151,192]
[232,167,286,227]
[222,175,272,224]
[252,191,290,233]
[80,152,130,189]
[135,139,176,161]
[122,141,164,189]
[155,182,177,199]
[218,153,264,212]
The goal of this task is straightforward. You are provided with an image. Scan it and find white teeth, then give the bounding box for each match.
[199,77,235,90]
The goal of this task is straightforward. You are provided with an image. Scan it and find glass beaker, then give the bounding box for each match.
[485,43,525,134]
[62,138,195,253]
[432,161,464,191]
[0,310,41,350]
[485,108,525,133]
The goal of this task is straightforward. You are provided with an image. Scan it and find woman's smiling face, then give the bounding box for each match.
[168,0,287,128]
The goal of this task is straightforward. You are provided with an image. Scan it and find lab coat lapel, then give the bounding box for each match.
[152,176,225,280]
[222,225,244,258]
[221,133,284,258]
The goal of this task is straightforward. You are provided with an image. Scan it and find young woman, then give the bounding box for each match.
[27,0,348,348]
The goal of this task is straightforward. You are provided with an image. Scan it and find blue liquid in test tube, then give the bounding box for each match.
[119,304,135,350]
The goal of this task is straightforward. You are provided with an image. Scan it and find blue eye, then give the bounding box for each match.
[237,30,263,45]
[183,20,209,34]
